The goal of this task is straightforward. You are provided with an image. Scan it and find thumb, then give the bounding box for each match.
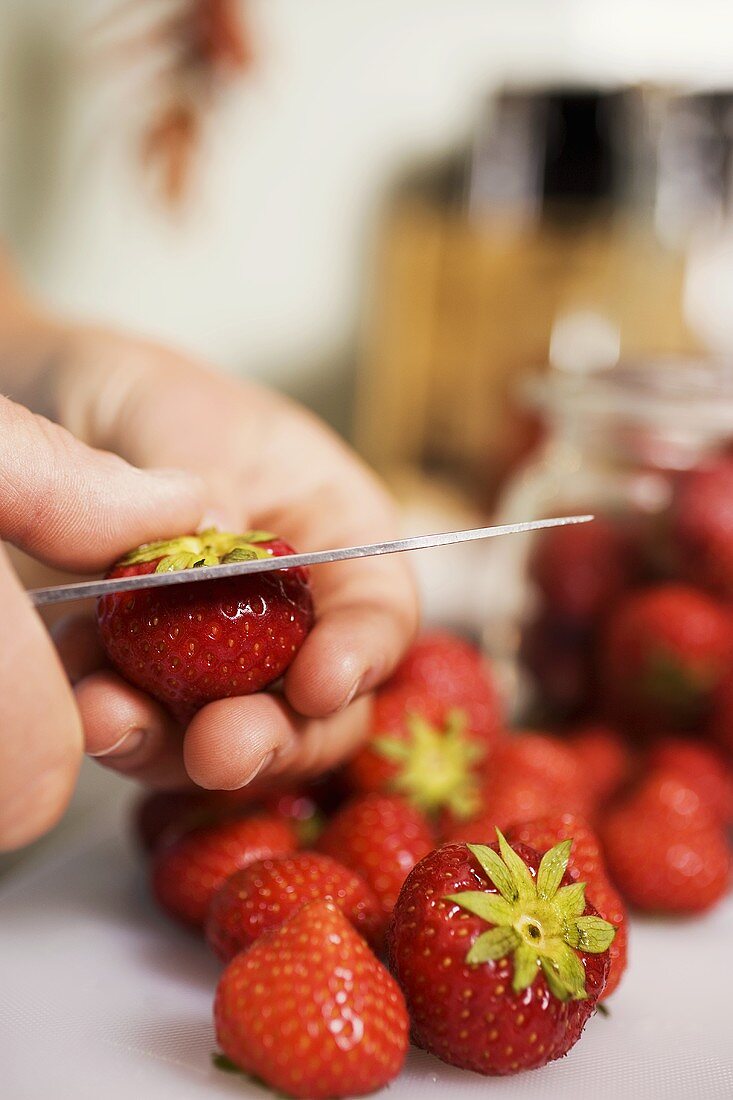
[0,395,205,572]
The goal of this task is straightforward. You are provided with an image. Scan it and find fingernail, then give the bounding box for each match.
[88,728,146,759]
[235,750,274,790]
[343,664,385,708]
[337,663,385,712]
[338,677,363,712]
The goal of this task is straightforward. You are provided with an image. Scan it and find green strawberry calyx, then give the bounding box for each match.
[373,709,484,819]
[446,830,616,1002]
[119,529,276,574]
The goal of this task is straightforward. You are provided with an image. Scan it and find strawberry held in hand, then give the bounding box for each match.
[214,900,408,1099]
[388,833,614,1075]
[97,529,313,721]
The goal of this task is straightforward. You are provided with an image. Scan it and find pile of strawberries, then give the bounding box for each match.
[108,495,733,1098]
[129,614,728,1097]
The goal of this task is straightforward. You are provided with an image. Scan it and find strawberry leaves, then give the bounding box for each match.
[554,882,587,918]
[446,830,616,1002]
[466,925,520,965]
[537,839,573,899]
[121,529,275,572]
[466,841,518,903]
[512,942,541,990]
[497,831,537,903]
[565,915,617,953]
[445,892,514,926]
[373,710,484,819]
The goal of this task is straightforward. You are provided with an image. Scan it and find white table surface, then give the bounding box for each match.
[1,788,731,1100]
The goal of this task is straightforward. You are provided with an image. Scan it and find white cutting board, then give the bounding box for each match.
[1,795,731,1100]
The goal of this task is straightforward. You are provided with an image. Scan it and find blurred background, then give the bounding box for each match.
[3,2,733,422]
[4,0,733,851]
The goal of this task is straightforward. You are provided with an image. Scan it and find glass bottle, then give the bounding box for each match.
[479,357,733,723]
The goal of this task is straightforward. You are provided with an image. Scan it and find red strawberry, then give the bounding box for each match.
[600,584,733,731]
[491,732,591,820]
[250,773,347,844]
[444,732,592,841]
[520,612,593,719]
[567,723,634,809]
[346,685,494,828]
[389,630,503,738]
[256,787,322,846]
[316,794,433,919]
[133,787,259,853]
[710,669,733,758]
[97,529,313,722]
[647,737,733,825]
[135,774,342,855]
[444,791,555,844]
[508,813,628,999]
[262,770,348,818]
[134,789,224,853]
[530,515,634,625]
[151,814,296,928]
[601,771,732,914]
[214,900,408,1099]
[206,852,383,961]
[671,459,733,598]
[508,813,605,884]
[577,875,627,999]
[388,834,614,1075]
[256,773,350,846]
[490,733,589,802]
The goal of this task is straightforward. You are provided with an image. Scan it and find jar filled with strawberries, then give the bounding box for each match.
[483,357,733,739]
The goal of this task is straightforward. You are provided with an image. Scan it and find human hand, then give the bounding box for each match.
[0,393,204,850]
[47,325,418,796]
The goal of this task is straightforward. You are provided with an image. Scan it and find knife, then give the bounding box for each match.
[28,514,593,607]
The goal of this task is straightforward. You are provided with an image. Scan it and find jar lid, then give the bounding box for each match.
[526,357,733,435]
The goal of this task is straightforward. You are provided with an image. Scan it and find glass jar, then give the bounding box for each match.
[479,357,733,724]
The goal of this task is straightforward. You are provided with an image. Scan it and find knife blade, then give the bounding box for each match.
[28,514,593,607]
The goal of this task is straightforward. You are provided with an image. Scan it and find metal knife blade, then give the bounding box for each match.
[28,514,593,607]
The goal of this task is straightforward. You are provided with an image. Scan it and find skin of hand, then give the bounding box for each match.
[0,308,418,849]
[0,393,205,851]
